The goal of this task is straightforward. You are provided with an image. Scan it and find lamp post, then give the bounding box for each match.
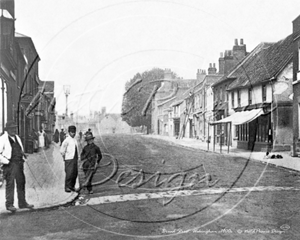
[63,85,70,117]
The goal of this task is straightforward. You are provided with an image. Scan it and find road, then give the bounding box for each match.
[1,133,300,240]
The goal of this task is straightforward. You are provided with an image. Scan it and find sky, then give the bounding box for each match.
[14,0,300,115]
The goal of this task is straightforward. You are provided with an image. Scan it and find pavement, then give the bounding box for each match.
[144,134,300,172]
[0,142,79,214]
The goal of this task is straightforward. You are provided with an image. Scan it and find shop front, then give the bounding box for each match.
[210,108,272,151]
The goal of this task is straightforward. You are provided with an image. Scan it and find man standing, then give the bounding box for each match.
[60,125,79,192]
[80,132,102,194]
[78,130,83,142]
[0,124,34,212]
[59,128,66,146]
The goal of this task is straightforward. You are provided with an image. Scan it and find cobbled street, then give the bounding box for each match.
[1,133,300,240]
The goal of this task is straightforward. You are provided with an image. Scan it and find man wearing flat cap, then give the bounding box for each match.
[80,132,102,194]
[0,123,34,212]
[60,125,80,192]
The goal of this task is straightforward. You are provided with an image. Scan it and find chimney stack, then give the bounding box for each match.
[208,63,217,75]
[196,68,206,83]
[232,38,246,60]
[293,15,300,33]
[219,52,225,74]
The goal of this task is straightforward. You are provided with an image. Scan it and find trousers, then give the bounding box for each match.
[3,162,26,207]
[64,158,78,190]
[82,161,96,191]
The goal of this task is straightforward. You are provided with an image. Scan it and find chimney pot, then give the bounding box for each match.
[220,52,223,58]
[240,39,244,45]
[235,39,238,45]
[213,63,216,68]
[209,63,212,68]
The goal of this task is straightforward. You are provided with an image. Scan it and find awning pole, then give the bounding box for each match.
[228,122,231,153]
[207,122,210,151]
[220,124,222,153]
[213,125,216,151]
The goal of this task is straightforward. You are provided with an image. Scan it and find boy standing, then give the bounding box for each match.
[80,132,102,194]
[60,125,79,192]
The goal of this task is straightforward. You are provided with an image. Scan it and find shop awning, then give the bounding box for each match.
[210,108,264,125]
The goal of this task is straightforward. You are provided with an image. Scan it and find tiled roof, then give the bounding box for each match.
[227,32,297,90]
[40,81,54,92]
[205,74,223,86]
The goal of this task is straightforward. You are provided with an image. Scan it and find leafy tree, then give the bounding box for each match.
[122,68,177,133]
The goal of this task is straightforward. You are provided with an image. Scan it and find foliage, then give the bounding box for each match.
[121,68,177,131]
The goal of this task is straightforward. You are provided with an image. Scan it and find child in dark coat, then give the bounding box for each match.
[80,132,102,194]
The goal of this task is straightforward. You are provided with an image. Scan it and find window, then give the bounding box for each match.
[237,90,241,107]
[219,87,222,103]
[237,123,249,141]
[248,88,252,105]
[262,85,266,102]
[231,92,234,108]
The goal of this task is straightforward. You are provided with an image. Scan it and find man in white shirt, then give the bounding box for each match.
[60,125,79,192]
[0,123,34,212]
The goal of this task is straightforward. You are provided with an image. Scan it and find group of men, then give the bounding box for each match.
[0,124,102,212]
[60,126,102,194]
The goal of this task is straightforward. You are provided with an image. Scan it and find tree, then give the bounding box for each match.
[121,68,178,133]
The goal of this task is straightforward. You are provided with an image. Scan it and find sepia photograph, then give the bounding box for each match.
[1,0,300,239]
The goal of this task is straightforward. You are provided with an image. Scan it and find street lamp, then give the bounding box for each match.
[63,85,70,117]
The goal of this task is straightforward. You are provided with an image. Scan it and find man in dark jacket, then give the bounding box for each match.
[80,132,102,194]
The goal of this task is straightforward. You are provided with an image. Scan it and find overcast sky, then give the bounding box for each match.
[15,0,300,115]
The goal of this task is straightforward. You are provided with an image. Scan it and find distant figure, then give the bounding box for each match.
[54,129,59,143]
[59,129,66,146]
[79,130,83,141]
[38,128,45,148]
[31,128,39,152]
[85,128,92,135]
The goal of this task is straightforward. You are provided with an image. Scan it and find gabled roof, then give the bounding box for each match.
[227,32,297,91]
[15,32,40,61]
[212,43,267,88]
